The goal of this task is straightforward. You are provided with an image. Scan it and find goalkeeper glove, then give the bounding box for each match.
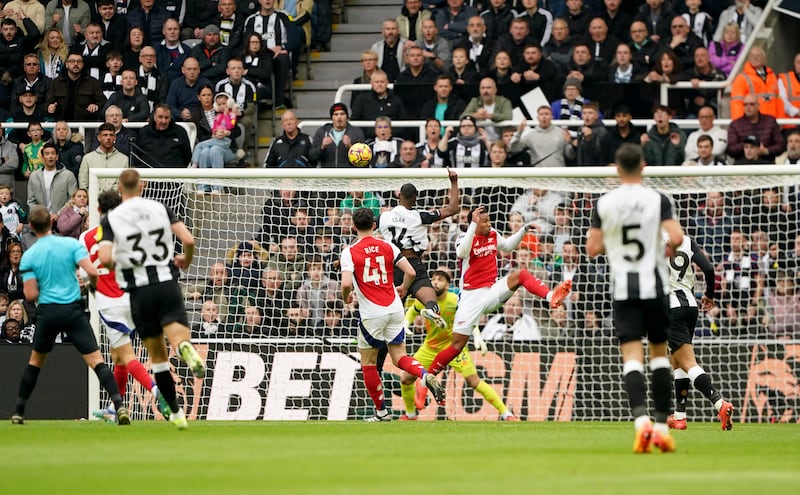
[472,326,487,356]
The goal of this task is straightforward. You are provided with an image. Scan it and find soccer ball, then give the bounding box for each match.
[348,143,372,167]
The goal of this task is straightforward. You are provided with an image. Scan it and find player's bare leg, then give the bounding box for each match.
[106,344,171,419]
[672,343,733,430]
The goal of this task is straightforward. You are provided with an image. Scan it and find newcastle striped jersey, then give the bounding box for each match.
[378,205,441,254]
[667,234,716,309]
[99,197,179,291]
[591,183,671,301]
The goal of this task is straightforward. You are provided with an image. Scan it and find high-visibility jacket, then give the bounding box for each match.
[778,71,800,117]
[730,62,783,119]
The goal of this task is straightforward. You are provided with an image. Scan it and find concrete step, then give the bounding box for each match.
[312,51,364,62]
[347,0,398,5]
[331,34,376,52]
[293,79,355,92]
[307,62,362,81]
[345,6,398,24]
[295,92,337,112]
[333,23,381,36]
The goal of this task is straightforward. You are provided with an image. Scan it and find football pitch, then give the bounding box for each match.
[0,421,797,494]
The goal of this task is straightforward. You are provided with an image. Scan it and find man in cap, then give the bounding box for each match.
[189,24,231,85]
[309,103,366,167]
[734,135,768,165]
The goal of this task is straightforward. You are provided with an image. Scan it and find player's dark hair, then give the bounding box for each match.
[430,270,451,283]
[97,189,122,214]
[399,183,417,200]
[29,205,52,234]
[615,143,643,174]
[352,207,374,230]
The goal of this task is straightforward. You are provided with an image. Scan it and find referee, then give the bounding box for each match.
[12,206,130,425]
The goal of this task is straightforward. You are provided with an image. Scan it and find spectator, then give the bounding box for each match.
[628,19,660,70]
[367,116,404,168]
[20,121,45,178]
[319,299,354,337]
[481,291,540,340]
[231,305,267,336]
[46,53,105,121]
[96,0,126,50]
[417,118,445,168]
[190,24,230,85]
[55,187,88,238]
[0,125,19,194]
[550,76,589,122]
[714,0,761,44]
[390,139,425,168]
[265,110,313,168]
[480,0,515,42]
[517,0,554,46]
[37,27,68,79]
[438,115,490,168]
[565,102,608,166]
[511,105,570,167]
[288,205,316,252]
[600,0,633,42]
[191,300,224,338]
[27,141,77,222]
[186,261,233,324]
[339,190,382,218]
[44,0,90,48]
[310,103,366,168]
[256,188,307,248]
[275,0,310,81]
[295,254,339,322]
[765,271,800,339]
[69,22,109,80]
[543,16,573,68]
[243,0,291,108]
[643,104,686,166]
[730,47,782,120]
[661,14,703,71]
[166,56,212,122]
[562,42,607,102]
[720,229,762,335]
[734,134,768,165]
[190,92,244,192]
[349,70,406,139]
[689,190,736,265]
[495,16,535,68]
[99,51,124,100]
[585,16,619,67]
[0,317,25,344]
[240,33,271,103]
[685,106,728,158]
[420,74,466,121]
[50,120,85,180]
[154,18,190,82]
[394,45,438,120]
[132,103,192,168]
[271,235,306,292]
[640,49,686,116]
[727,93,784,162]
[778,52,800,121]
[683,134,727,166]
[126,0,169,47]
[136,46,169,113]
[351,49,379,109]
[601,103,643,164]
[435,0,476,42]
[370,18,406,82]
[10,53,49,114]
[777,128,800,165]
[0,186,25,242]
[708,22,743,77]
[448,46,480,101]
[78,122,126,189]
[102,69,149,122]
[607,42,646,85]
[284,304,312,336]
[216,58,257,158]
[4,299,34,343]
[227,240,265,311]
[93,105,135,156]
[633,0,673,43]
[415,18,450,74]
[8,90,48,145]
[397,0,429,42]
[182,0,220,40]
[462,77,512,141]
[255,265,290,330]
[0,239,24,300]
[682,0,713,46]
[511,43,561,105]
[452,15,492,74]
[216,0,244,54]
[685,46,726,116]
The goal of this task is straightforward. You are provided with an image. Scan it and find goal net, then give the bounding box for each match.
[88,166,800,423]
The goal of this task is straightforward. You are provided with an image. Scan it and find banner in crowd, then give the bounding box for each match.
[124,340,799,423]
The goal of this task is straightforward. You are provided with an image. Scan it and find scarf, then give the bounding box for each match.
[558,97,582,120]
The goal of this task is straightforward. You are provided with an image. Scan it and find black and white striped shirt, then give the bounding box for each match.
[99,197,180,290]
[591,184,671,301]
[667,234,716,309]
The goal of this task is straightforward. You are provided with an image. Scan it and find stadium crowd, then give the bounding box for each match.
[0,0,799,345]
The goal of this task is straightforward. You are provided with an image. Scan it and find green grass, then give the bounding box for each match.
[0,421,798,494]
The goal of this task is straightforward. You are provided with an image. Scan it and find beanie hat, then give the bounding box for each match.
[330,102,349,117]
[563,77,582,93]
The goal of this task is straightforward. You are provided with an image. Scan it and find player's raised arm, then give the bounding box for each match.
[661,193,684,251]
[586,206,604,257]
[456,206,482,259]
[690,239,717,310]
[438,169,460,219]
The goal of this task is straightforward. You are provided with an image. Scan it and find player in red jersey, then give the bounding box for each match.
[81,190,170,421]
[426,206,573,381]
[340,208,445,421]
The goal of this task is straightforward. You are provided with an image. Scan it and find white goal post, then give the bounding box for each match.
[86,166,800,423]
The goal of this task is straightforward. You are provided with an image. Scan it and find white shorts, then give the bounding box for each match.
[453,276,514,336]
[95,292,135,349]
[357,311,406,349]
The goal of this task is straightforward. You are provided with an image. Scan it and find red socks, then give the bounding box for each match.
[397,356,425,379]
[428,345,461,376]
[127,359,154,391]
[362,365,384,410]
[520,269,549,299]
[113,365,127,396]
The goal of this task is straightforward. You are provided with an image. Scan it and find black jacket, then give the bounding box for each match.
[420,94,467,121]
[133,121,192,167]
[265,132,313,168]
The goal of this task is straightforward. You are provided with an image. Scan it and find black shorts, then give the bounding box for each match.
[612,297,670,345]
[33,302,99,355]
[668,306,699,352]
[393,256,432,298]
[129,281,189,339]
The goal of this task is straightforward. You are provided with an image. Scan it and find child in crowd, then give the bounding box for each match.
[0,184,27,243]
[21,121,45,178]
[102,51,124,99]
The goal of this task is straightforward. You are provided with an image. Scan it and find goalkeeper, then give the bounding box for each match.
[398,270,518,421]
